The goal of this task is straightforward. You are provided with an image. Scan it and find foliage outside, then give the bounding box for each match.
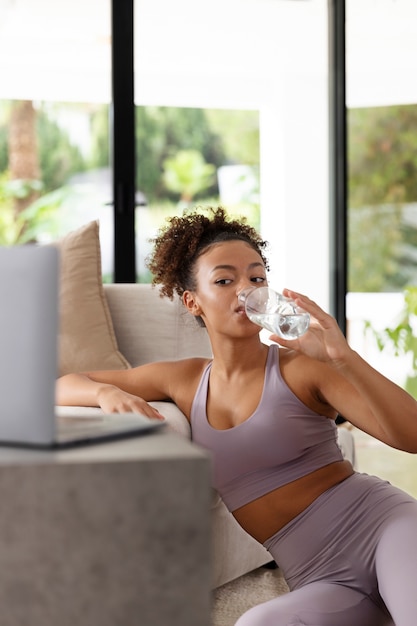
[162,150,216,203]
[348,204,403,292]
[0,168,77,246]
[365,286,417,397]
[348,103,417,395]
[348,104,417,293]
[0,101,260,245]
[3,100,417,292]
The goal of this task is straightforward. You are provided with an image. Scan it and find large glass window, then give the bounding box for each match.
[346,0,417,494]
[134,0,331,304]
[346,0,417,381]
[133,105,260,282]
[0,0,330,301]
[0,0,113,277]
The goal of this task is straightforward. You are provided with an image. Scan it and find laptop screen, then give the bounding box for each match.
[0,245,59,445]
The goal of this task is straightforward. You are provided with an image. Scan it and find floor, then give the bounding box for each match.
[212,566,288,626]
[352,426,417,498]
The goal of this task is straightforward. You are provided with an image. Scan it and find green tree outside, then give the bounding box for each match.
[162,150,215,203]
[0,100,260,253]
[135,106,227,201]
[348,104,417,292]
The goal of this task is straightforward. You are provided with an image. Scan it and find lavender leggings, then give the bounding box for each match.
[235,473,417,626]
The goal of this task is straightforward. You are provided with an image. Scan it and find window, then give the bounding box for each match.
[346,0,417,494]
[1,0,330,305]
[0,0,113,274]
[133,0,330,303]
[346,0,417,383]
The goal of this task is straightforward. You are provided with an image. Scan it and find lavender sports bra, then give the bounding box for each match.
[190,344,343,512]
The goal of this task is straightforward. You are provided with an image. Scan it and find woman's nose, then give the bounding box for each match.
[236,281,256,297]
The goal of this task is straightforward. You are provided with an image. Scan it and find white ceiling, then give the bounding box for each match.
[0,0,416,108]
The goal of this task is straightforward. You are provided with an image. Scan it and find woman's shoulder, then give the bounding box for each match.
[159,356,212,387]
[163,357,212,416]
[174,356,212,371]
[278,346,334,390]
[275,345,338,416]
[133,356,209,381]
[276,344,319,369]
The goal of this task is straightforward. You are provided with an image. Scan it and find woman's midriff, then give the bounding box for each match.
[232,460,354,544]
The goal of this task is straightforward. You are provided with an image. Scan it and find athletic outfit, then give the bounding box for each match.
[191,344,417,626]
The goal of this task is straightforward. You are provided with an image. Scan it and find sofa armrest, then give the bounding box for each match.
[148,402,191,438]
[56,400,191,439]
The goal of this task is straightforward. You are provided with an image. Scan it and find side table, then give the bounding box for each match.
[0,430,211,626]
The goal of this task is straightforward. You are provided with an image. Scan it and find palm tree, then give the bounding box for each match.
[8,100,41,217]
[162,149,215,203]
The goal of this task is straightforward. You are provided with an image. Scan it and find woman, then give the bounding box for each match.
[57,207,417,625]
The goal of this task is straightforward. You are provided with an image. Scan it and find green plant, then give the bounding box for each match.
[16,186,72,242]
[162,149,215,203]
[365,286,417,396]
[0,173,71,244]
[0,175,42,244]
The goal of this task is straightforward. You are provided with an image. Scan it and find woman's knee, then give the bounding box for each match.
[233,582,390,626]
[234,599,300,626]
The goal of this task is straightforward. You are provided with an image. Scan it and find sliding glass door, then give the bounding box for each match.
[346,0,417,383]
[345,0,417,494]
[0,0,331,304]
[133,0,331,306]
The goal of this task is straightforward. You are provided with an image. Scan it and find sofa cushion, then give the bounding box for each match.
[54,220,131,376]
[104,283,212,367]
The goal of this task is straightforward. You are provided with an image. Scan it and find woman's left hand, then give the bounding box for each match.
[269,289,351,364]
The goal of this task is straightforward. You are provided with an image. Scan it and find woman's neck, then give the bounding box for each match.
[209,337,269,380]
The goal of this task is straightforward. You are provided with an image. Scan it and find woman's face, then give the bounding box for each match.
[184,240,268,336]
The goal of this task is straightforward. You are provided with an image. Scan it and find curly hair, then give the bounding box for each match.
[147,206,269,300]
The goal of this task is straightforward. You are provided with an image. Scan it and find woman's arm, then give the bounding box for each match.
[56,358,207,419]
[274,289,417,453]
[56,372,164,418]
[327,349,417,452]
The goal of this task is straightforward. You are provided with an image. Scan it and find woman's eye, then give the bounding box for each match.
[215,279,232,285]
[252,276,266,283]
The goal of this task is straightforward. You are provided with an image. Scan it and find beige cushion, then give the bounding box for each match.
[104,283,212,367]
[54,220,131,375]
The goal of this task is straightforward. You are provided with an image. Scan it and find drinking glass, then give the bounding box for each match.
[238,287,310,339]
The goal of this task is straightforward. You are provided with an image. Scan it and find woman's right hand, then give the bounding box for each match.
[96,384,164,420]
[270,289,351,365]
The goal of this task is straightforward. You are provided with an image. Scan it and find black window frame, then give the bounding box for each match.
[112,0,136,283]
[328,0,347,333]
[111,0,348,339]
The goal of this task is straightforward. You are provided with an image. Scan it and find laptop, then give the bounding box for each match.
[0,244,165,449]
